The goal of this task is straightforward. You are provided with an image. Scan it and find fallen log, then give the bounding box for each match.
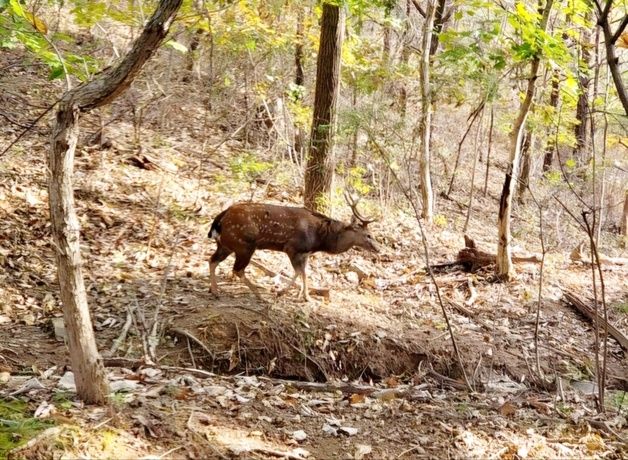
[570,242,628,266]
[456,236,541,270]
[563,291,628,350]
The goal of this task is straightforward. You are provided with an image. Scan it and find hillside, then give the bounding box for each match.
[1,1,627,458]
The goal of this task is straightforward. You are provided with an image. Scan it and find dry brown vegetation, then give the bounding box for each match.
[1,35,626,460]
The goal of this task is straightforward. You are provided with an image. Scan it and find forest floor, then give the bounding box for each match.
[0,51,627,459]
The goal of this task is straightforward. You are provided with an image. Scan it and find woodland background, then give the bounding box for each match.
[0,0,626,458]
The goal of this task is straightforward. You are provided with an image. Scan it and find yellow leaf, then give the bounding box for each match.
[25,12,48,34]
[618,32,628,49]
[349,393,365,404]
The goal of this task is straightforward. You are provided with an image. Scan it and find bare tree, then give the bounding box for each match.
[304,2,345,212]
[622,190,628,247]
[48,0,183,404]
[418,1,436,221]
[593,0,628,116]
[542,70,560,171]
[496,0,553,280]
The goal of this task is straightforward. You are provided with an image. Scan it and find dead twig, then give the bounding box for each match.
[107,304,136,356]
[563,292,627,350]
[169,327,216,361]
[446,298,492,330]
[250,260,330,299]
[161,365,216,379]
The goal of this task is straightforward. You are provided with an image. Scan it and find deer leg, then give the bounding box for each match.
[233,249,261,298]
[209,244,232,295]
[277,272,299,297]
[282,253,310,301]
[299,268,310,302]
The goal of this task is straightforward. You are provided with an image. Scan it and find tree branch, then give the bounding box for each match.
[411,0,426,18]
[71,0,183,111]
[610,14,628,45]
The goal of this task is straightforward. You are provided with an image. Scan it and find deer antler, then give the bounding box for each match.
[344,191,377,225]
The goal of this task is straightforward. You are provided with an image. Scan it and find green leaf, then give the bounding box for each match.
[48,65,64,80]
[8,0,25,17]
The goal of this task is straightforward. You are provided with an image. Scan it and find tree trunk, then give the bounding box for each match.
[622,190,628,247]
[418,1,436,222]
[483,106,494,196]
[596,4,628,116]
[304,3,345,212]
[429,0,448,55]
[542,71,560,172]
[463,108,484,232]
[573,16,592,163]
[48,0,183,404]
[517,128,533,202]
[496,0,553,281]
[293,8,306,163]
[398,0,413,121]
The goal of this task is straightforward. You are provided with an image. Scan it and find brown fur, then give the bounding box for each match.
[208,203,379,301]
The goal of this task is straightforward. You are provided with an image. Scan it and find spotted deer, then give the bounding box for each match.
[208,195,379,301]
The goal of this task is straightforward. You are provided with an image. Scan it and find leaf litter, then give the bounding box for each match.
[0,48,626,458]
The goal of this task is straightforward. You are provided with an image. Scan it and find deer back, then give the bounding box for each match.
[210,202,378,255]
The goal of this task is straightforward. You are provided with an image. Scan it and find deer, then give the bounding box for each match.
[208,194,379,301]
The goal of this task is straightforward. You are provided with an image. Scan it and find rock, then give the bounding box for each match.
[292,430,307,442]
[52,317,66,341]
[345,271,360,284]
[339,426,358,436]
[58,372,76,392]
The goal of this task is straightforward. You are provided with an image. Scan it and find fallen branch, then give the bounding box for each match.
[427,369,470,391]
[250,260,330,299]
[107,304,136,357]
[563,292,628,350]
[457,236,541,270]
[7,426,63,459]
[168,327,216,361]
[248,448,309,460]
[570,242,628,266]
[103,357,147,369]
[259,377,379,395]
[446,298,492,330]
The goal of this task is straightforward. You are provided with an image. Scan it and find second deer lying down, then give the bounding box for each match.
[208,195,379,301]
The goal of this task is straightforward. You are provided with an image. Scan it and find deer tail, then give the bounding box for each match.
[208,209,228,239]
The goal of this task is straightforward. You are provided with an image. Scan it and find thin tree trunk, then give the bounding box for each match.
[418,1,436,221]
[463,108,484,232]
[293,8,306,162]
[621,190,628,247]
[573,14,592,163]
[304,3,345,212]
[596,70,610,243]
[517,128,533,202]
[48,0,183,404]
[398,0,413,121]
[350,84,358,168]
[595,2,628,116]
[496,0,553,281]
[429,0,448,55]
[446,105,483,197]
[483,106,494,196]
[542,71,560,171]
